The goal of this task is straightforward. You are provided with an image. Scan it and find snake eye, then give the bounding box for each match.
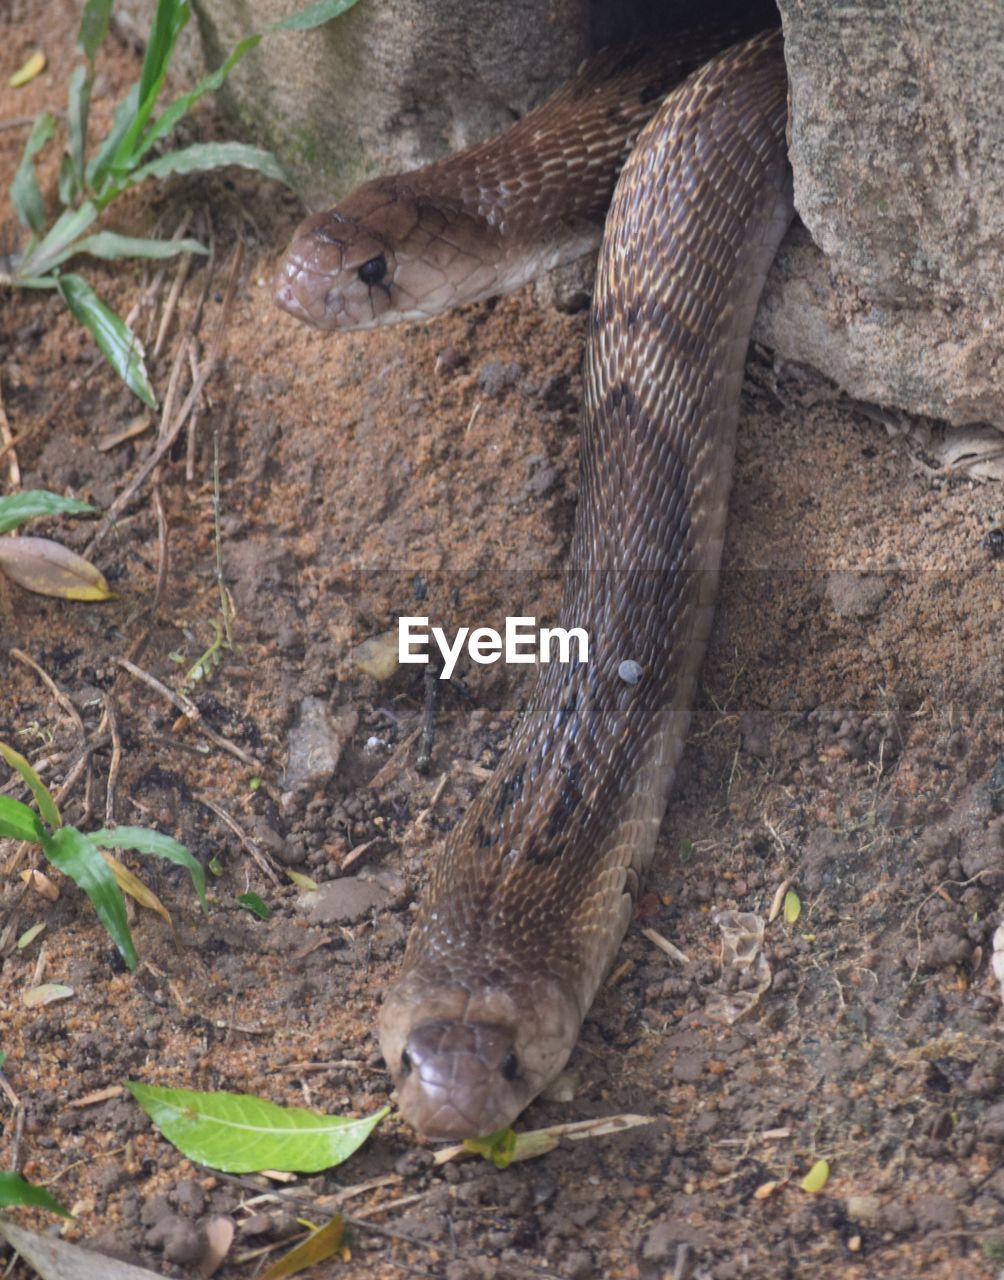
[400,1049,413,1077]
[358,254,387,286]
[500,1051,519,1082]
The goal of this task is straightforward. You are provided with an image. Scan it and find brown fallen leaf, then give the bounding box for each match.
[20,868,60,901]
[0,534,115,600]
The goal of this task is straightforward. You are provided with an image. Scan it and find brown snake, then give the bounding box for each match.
[278,26,794,1139]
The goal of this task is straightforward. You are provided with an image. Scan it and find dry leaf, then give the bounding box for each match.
[20,868,59,901]
[9,51,46,87]
[0,535,114,600]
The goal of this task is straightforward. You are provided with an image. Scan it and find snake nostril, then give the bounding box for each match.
[500,1051,519,1082]
[400,1049,413,1077]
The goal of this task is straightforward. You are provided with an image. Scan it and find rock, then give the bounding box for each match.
[296,875,391,924]
[284,698,358,790]
[825,571,889,619]
[477,361,525,397]
[182,0,588,201]
[979,1101,1004,1143]
[759,1,1004,431]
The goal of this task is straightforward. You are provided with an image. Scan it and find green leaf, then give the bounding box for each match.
[89,826,207,910]
[0,1052,5,1068]
[801,1158,830,1194]
[68,231,208,262]
[109,0,191,175]
[9,111,58,233]
[133,34,261,166]
[17,201,99,277]
[0,1171,72,1218]
[464,1126,517,1169]
[236,891,270,920]
[784,890,802,924]
[66,64,92,196]
[270,0,361,32]
[77,0,115,62]
[87,83,139,192]
[127,1083,389,1173]
[129,140,290,188]
[0,795,47,844]
[0,741,61,828]
[56,274,157,408]
[44,826,138,969]
[0,490,98,536]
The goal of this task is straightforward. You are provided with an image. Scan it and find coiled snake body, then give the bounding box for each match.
[278,27,794,1139]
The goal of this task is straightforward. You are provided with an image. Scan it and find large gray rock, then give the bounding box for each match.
[188,0,587,203]
[758,0,1004,430]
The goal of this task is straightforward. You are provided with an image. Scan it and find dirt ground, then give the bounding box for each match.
[2,5,1004,1279]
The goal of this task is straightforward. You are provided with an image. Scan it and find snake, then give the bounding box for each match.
[277,22,794,1139]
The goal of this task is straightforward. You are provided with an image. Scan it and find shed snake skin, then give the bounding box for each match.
[278,25,794,1139]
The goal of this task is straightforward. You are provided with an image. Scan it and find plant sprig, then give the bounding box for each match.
[3,0,358,406]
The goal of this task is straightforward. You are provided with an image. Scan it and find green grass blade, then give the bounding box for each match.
[109,0,190,176]
[0,1171,72,1218]
[9,111,58,233]
[0,795,47,844]
[270,0,361,32]
[130,140,289,188]
[17,201,99,277]
[0,741,61,828]
[87,82,139,192]
[0,490,98,535]
[133,34,261,165]
[66,64,92,194]
[44,827,138,970]
[56,274,157,408]
[89,826,206,910]
[77,0,114,62]
[70,231,208,262]
[127,1083,389,1173]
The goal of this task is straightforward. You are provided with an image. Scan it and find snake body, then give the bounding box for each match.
[278,29,793,1139]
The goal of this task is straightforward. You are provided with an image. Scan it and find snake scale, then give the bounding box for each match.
[278,23,794,1139]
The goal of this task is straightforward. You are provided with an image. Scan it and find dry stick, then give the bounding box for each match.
[115,656,261,767]
[103,692,122,827]
[87,241,242,552]
[0,379,20,487]
[150,485,169,619]
[366,728,421,791]
[153,213,197,359]
[9,648,86,738]
[185,341,202,480]
[199,795,281,885]
[415,662,440,775]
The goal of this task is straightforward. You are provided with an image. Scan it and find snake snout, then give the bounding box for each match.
[398,1017,524,1140]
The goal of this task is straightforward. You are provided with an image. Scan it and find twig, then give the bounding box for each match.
[115,655,261,766]
[641,926,690,966]
[199,795,281,884]
[366,728,421,791]
[87,241,242,551]
[151,484,169,618]
[0,380,19,487]
[10,648,86,738]
[415,663,440,775]
[153,212,196,359]
[103,693,122,827]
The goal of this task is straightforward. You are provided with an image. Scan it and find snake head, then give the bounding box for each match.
[277,178,503,332]
[276,203,401,331]
[379,972,582,1140]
